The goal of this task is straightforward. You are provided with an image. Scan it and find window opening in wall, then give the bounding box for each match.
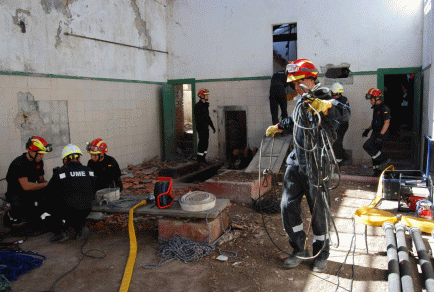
[174,84,194,158]
[273,23,297,72]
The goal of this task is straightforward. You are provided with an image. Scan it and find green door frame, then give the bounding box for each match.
[162,79,196,160]
[377,66,423,167]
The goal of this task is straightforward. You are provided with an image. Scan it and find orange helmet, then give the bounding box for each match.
[198,88,210,98]
[26,136,52,154]
[365,88,383,100]
[86,138,108,154]
[285,59,319,82]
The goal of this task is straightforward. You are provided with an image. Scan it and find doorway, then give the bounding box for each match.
[163,79,196,160]
[377,67,422,169]
[225,110,247,159]
[173,84,194,159]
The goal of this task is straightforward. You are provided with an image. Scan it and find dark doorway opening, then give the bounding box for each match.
[382,73,416,168]
[225,110,247,160]
[174,84,194,159]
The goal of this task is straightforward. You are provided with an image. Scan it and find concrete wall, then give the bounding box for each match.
[0,0,167,81]
[422,0,433,138]
[168,0,423,79]
[195,75,376,164]
[168,0,424,164]
[0,0,167,193]
[0,74,162,194]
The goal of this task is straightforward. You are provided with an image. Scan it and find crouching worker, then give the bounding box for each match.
[266,59,350,272]
[86,138,123,192]
[5,136,52,234]
[48,144,96,242]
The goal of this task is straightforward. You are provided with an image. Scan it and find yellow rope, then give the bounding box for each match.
[354,165,434,234]
[119,199,149,292]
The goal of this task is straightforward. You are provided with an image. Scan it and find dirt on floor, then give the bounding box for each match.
[1,159,433,292]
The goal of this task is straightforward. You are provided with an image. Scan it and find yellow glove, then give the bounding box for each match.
[266,124,283,137]
[306,98,332,115]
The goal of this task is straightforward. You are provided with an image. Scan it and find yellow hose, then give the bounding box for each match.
[353,165,434,234]
[119,199,148,292]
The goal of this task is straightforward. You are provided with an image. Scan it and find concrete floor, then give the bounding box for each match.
[2,176,434,292]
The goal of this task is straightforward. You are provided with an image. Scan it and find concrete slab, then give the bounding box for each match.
[203,172,272,203]
[244,134,292,174]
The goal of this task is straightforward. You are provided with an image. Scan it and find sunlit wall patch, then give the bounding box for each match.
[425,0,432,15]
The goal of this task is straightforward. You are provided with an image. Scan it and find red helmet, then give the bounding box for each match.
[365,88,383,100]
[86,138,108,154]
[198,88,210,98]
[26,136,52,154]
[285,59,319,82]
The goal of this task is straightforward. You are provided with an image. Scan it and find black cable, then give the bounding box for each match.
[44,231,106,292]
[334,218,356,292]
[257,87,341,261]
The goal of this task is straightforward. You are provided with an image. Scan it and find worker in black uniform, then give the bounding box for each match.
[269,70,289,125]
[266,59,350,273]
[194,88,215,163]
[330,82,351,165]
[362,88,391,176]
[48,144,96,242]
[5,136,52,233]
[86,138,123,191]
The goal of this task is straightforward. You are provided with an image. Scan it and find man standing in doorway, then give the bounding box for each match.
[194,88,215,163]
[269,70,289,124]
[362,88,391,176]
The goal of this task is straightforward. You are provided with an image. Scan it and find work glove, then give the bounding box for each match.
[362,129,371,137]
[305,98,332,115]
[266,124,282,137]
[374,134,384,145]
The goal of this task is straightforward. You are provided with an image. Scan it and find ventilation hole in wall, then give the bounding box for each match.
[19,21,26,33]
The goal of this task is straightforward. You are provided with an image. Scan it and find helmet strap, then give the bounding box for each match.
[27,151,37,161]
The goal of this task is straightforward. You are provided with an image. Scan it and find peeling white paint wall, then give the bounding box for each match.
[0,0,168,81]
[168,0,423,79]
[0,0,167,193]
[422,0,434,138]
[168,0,424,164]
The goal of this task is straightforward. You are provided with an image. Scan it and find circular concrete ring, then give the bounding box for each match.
[180,191,216,212]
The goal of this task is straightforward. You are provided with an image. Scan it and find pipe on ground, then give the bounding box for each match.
[409,227,434,292]
[395,223,415,292]
[383,221,401,292]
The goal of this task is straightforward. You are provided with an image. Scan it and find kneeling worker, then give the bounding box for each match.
[5,136,52,233]
[48,144,96,242]
[86,138,123,192]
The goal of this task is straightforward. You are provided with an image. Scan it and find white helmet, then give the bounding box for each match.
[331,82,344,94]
[61,144,82,159]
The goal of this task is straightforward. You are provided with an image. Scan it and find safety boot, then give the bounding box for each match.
[312,257,328,272]
[283,249,309,268]
[50,232,70,243]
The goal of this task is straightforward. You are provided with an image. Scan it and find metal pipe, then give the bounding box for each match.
[63,32,169,54]
[383,221,401,292]
[409,227,434,292]
[395,223,415,292]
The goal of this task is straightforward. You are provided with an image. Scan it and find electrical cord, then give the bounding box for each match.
[256,85,341,262]
[43,231,106,292]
